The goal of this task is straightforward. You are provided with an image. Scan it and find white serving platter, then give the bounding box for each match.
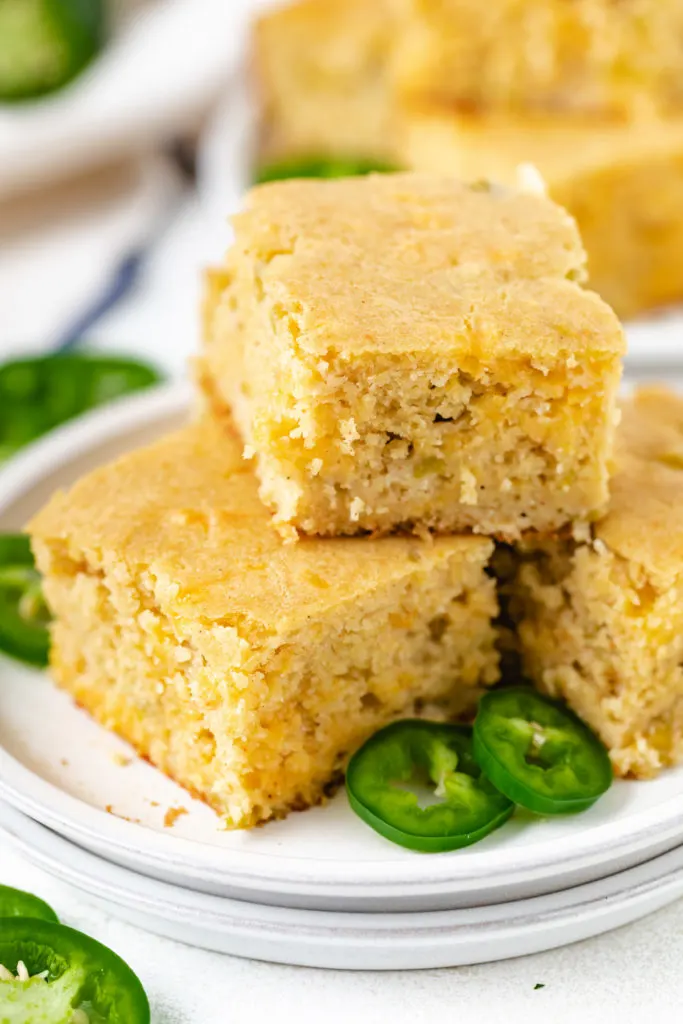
[3,800,683,970]
[2,385,683,913]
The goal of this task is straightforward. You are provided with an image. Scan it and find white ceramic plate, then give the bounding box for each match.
[2,385,683,911]
[3,800,683,970]
[197,88,683,370]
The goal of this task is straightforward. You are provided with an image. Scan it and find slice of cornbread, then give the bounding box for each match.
[509,387,683,779]
[29,418,499,828]
[400,108,683,318]
[391,0,683,119]
[201,173,625,539]
[252,0,395,164]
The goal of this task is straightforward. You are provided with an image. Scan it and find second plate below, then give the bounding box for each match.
[3,801,683,971]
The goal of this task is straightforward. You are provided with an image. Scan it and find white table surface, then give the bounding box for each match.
[5,195,683,1023]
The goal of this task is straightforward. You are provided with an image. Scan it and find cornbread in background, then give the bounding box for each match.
[252,0,395,162]
[508,388,683,780]
[400,108,683,318]
[253,0,683,161]
[29,418,499,828]
[390,0,683,118]
[202,174,625,539]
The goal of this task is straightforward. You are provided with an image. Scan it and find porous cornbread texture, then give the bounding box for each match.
[391,0,683,119]
[29,419,499,828]
[252,0,395,163]
[400,108,683,318]
[201,174,625,539]
[510,388,683,779]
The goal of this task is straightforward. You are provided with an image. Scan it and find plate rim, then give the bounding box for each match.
[4,799,683,938]
[3,385,683,899]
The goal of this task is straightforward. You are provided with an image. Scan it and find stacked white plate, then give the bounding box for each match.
[2,385,683,970]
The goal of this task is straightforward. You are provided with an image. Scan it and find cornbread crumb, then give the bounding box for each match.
[30,418,499,828]
[163,806,188,828]
[112,753,132,767]
[509,388,683,778]
[202,173,624,538]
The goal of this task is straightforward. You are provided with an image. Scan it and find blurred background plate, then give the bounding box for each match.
[3,385,683,914]
[0,0,261,199]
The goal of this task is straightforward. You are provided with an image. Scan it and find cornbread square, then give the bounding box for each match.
[390,0,683,119]
[29,419,499,828]
[400,108,683,318]
[509,388,683,779]
[201,173,625,539]
[252,0,395,163]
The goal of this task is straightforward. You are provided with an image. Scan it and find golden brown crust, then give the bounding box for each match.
[226,173,623,361]
[225,173,621,361]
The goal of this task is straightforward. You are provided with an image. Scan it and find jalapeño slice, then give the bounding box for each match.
[0,353,163,463]
[0,533,51,667]
[473,687,613,815]
[0,918,150,1024]
[346,719,514,853]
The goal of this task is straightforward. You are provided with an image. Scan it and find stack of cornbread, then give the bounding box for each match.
[254,0,683,319]
[29,171,683,835]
